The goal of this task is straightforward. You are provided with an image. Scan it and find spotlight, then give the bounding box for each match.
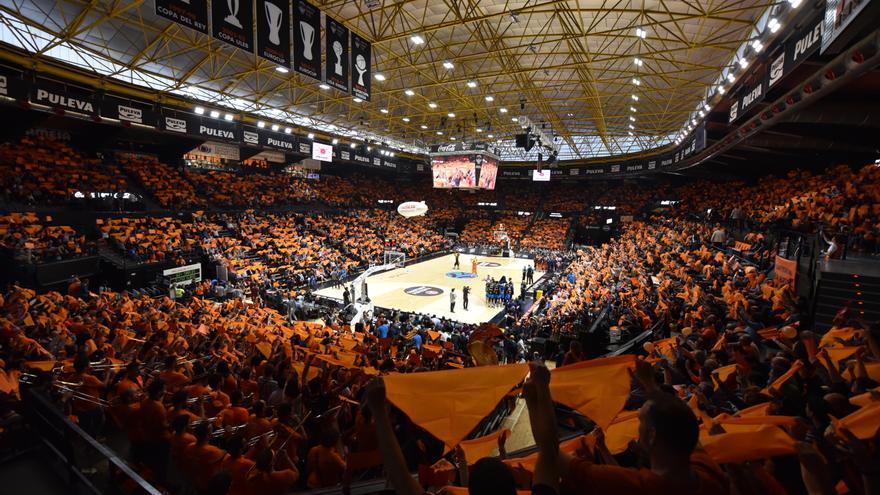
[448,112,455,118]
[428,102,438,108]
[380,108,389,113]
[476,128,483,132]
[628,124,634,129]
[442,61,454,69]
[630,106,637,112]
[276,66,289,73]
[353,97,363,103]
[194,106,205,115]
[499,107,508,113]
[485,95,494,102]
[635,27,647,39]
[436,131,443,135]
[467,81,477,88]
[367,146,372,151]
[727,73,735,83]
[332,138,339,144]
[319,84,330,90]
[632,78,641,85]
[307,133,315,139]
[420,125,428,129]
[629,116,636,121]
[257,121,266,128]
[768,18,781,33]
[633,57,643,66]
[410,34,425,45]
[271,124,279,131]
[224,113,234,121]
[487,134,494,138]
[404,89,415,96]
[704,103,711,111]
[631,94,639,101]
[511,117,518,122]
[389,152,395,157]
[402,117,410,122]
[209,110,220,118]
[739,58,748,69]
[284,127,292,134]
[350,143,356,148]
[751,40,763,52]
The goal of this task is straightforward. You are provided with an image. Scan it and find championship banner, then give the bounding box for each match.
[100,95,156,126]
[155,0,209,34]
[31,79,96,115]
[292,0,321,81]
[212,0,255,51]
[325,15,350,92]
[774,255,797,290]
[350,31,371,101]
[256,0,291,67]
[0,65,28,101]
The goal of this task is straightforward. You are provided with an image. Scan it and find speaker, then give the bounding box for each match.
[515,133,535,151]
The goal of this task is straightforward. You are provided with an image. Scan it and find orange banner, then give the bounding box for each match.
[550,355,636,429]
[383,364,529,449]
[701,425,796,463]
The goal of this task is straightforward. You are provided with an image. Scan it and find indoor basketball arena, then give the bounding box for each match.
[0,1,879,494]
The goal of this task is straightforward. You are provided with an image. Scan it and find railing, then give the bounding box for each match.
[21,388,163,495]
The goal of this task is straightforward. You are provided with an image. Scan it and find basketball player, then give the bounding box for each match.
[471,257,478,275]
[453,252,460,270]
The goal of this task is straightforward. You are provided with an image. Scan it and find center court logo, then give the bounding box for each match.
[404,286,444,296]
[446,271,478,279]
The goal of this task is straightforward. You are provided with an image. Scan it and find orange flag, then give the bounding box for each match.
[737,402,772,417]
[383,364,529,449]
[823,347,860,366]
[458,428,510,464]
[833,402,880,440]
[701,425,796,463]
[849,388,879,408]
[712,364,739,390]
[605,410,640,454]
[763,360,804,394]
[550,355,636,429]
[819,327,861,348]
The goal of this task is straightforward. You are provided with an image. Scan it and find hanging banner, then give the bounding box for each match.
[31,79,96,115]
[350,32,371,101]
[100,95,156,126]
[292,0,321,81]
[0,65,28,101]
[325,16,350,92]
[260,129,296,151]
[256,0,291,67]
[769,13,823,89]
[312,142,333,162]
[155,0,209,34]
[774,256,797,290]
[212,0,255,52]
[192,141,241,161]
[194,117,239,141]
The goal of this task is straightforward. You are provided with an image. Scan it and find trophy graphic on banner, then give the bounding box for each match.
[355,54,366,86]
[224,0,243,28]
[300,21,315,60]
[265,2,283,45]
[333,41,343,76]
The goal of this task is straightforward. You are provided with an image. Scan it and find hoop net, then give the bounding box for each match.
[383,249,407,267]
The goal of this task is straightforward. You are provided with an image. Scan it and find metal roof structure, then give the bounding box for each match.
[0,0,778,160]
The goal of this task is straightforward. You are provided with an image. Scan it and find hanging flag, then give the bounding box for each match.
[155,0,209,34]
[325,15,350,92]
[256,0,291,67]
[350,31,371,101]
[211,0,255,51]
[292,0,321,81]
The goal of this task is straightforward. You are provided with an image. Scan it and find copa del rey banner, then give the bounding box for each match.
[774,256,797,290]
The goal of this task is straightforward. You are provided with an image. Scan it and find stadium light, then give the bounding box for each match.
[285,127,292,134]
[332,138,338,144]
[410,34,425,45]
[633,57,643,67]
[350,143,356,148]
[442,61,454,69]
[420,124,428,129]
[635,27,647,39]
[276,66,289,73]
[727,73,736,83]
[319,84,330,90]
[467,81,477,88]
[209,110,220,118]
[428,102,438,108]
[448,112,455,118]
[631,94,639,101]
[402,117,410,122]
[380,108,389,113]
[271,124,279,131]
[224,113,234,121]
[374,73,386,81]
[194,106,205,115]
[485,95,494,102]
[739,58,749,69]
[353,97,363,103]
[307,133,315,139]
[404,89,415,96]
[632,78,641,85]
[257,121,266,128]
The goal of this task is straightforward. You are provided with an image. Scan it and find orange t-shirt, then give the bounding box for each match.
[220,455,256,495]
[219,406,250,429]
[245,469,299,495]
[564,449,728,495]
[306,445,345,488]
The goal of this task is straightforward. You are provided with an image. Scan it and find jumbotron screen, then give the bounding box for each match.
[477,155,498,190]
[432,155,476,188]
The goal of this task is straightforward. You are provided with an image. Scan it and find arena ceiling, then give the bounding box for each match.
[0,0,777,159]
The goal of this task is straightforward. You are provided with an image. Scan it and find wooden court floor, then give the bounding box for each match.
[316,253,543,324]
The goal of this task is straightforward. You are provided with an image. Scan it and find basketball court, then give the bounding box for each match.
[315,253,543,324]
